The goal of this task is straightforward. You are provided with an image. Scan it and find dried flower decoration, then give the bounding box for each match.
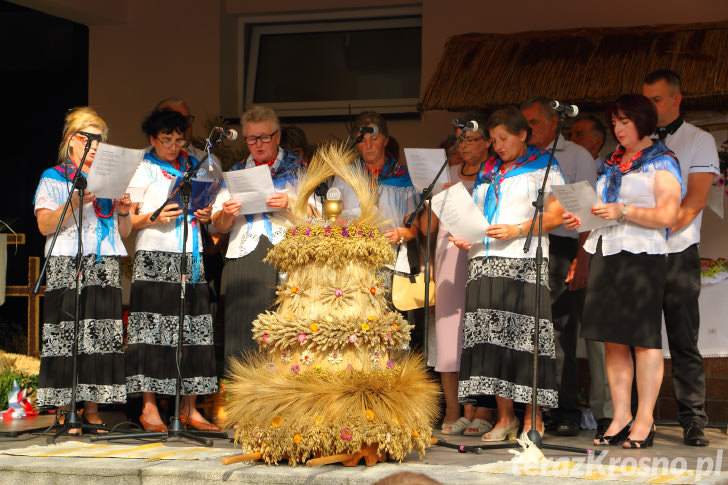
[300,350,314,365]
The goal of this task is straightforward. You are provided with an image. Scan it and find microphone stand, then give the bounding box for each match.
[348,132,366,151]
[94,134,227,446]
[403,130,468,362]
[519,110,591,454]
[29,138,112,441]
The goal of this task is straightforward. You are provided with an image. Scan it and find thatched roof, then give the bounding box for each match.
[419,21,728,112]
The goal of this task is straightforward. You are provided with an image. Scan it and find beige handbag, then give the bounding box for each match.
[391,238,435,311]
[391,271,435,311]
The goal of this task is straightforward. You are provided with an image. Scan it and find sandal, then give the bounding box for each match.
[441,416,471,435]
[82,413,108,434]
[482,417,519,442]
[463,418,493,436]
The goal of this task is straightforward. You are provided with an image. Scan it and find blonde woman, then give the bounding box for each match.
[34,107,131,434]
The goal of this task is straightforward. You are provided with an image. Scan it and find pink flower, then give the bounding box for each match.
[290,364,300,375]
[348,334,358,343]
[297,333,307,343]
[261,333,269,344]
[340,428,353,441]
[334,289,343,297]
[386,361,394,369]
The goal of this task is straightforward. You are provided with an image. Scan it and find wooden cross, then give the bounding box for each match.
[3,234,44,357]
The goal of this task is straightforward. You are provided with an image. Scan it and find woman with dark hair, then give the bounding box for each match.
[450,106,565,441]
[34,107,131,434]
[126,109,219,432]
[565,94,682,448]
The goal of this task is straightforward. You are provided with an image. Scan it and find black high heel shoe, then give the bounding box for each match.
[623,424,656,449]
[594,421,632,446]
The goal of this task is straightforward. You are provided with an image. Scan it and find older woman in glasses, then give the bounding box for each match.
[34,107,131,434]
[125,109,219,432]
[212,105,306,362]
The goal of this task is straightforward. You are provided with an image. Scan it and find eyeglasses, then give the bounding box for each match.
[245,130,279,145]
[156,136,188,148]
[463,135,484,144]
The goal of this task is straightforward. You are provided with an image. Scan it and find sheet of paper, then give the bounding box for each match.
[430,182,489,243]
[550,181,618,232]
[403,148,450,194]
[86,143,143,199]
[167,176,223,213]
[223,165,278,215]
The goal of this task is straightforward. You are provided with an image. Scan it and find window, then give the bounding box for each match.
[243,15,422,117]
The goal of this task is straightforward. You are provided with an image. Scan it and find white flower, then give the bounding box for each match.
[300,350,314,365]
[327,352,343,365]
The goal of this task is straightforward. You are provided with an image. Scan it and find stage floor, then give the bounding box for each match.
[0,412,725,484]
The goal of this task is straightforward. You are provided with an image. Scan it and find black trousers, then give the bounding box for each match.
[663,244,708,428]
[548,235,584,422]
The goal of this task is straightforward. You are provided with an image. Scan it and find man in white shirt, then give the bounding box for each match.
[521,97,598,436]
[643,70,719,447]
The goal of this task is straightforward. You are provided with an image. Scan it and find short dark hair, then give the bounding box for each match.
[353,111,389,138]
[486,105,532,143]
[574,115,607,152]
[520,96,556,119]
[644,69,682,93]
[605,94,658,140]
[142,109,189,137]
[280,125,308,150]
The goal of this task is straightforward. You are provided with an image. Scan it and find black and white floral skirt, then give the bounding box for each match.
[458,256,558,408]
[125,250,218,396]
[37,255,127,407]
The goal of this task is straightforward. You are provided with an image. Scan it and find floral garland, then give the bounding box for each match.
[264,222,394,272]
[253,311,411,353]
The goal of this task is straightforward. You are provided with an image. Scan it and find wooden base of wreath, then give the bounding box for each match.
[306,443,386,467]
[221,443,386,467]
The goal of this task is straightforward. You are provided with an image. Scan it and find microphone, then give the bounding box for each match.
[77,131,102,143]
[359,125,378,137]
[353,125,378,145]
[451,119,479,132]
[215,127,238,140]
[550,100,579,118]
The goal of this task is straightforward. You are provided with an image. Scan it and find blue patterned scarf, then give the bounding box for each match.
[361,156,413,187]
[475,145,551,223]
[599,140,682,203]
[40,163,116,263]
